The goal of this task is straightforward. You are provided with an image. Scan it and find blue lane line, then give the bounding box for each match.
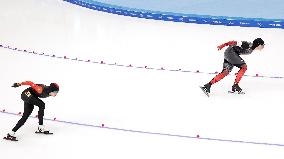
[1,44,283,79]
[1,110,284,147]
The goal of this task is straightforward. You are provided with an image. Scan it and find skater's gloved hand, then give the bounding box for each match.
[217,41,237,51]
[217,44,225,50]
[11,83,21,88]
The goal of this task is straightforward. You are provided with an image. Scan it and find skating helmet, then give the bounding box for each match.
[252,38,264,50]
[49,83,59,92]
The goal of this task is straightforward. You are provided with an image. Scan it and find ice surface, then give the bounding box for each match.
[1,0,284,159]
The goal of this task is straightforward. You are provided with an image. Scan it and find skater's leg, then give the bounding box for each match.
[209,69,230,85]
[12,102,34,132]
[234,64,247,84]
[25,96,51,133]
[38,107,44,125]
[201,60,233,94]
[27,96,45,125]
[201,68,229,94]
[209,60,233,85]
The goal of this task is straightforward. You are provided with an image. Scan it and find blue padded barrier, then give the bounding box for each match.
[64,0,283,29]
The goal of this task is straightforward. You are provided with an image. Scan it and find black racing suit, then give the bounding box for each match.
[209,41,254,85]
[12,85,53,132]
[223,41,253,72]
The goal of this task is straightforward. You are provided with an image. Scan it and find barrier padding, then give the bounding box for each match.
[64,0,284,29]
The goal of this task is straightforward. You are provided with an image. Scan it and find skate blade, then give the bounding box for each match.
[199,86,210,97]
[228,91,245,94]
[3,137,18,141]
[35,131,53,135]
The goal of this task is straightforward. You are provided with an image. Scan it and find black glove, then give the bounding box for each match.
[12,83,21,88]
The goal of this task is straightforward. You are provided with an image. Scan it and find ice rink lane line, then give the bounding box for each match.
[1,110,284,147]
[1,44,283,79]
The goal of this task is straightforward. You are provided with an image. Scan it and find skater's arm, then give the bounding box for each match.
[20,81,43,94]
[217,41,237,50]
[240,41,253,55]
[233,41,253,55]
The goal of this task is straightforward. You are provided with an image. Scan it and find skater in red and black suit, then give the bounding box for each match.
[201,38,265,95]
[4,81,59,141]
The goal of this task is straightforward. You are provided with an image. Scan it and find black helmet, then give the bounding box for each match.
[49,83,59,92]
[252,38,264,50]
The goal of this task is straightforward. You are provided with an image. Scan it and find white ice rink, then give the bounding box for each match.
[1,0,284,158]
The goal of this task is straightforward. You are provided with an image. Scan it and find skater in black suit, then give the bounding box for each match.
[201,38,264,96]
[4,81,59,141]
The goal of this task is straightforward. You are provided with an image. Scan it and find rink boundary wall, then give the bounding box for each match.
[63,0,284,29]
